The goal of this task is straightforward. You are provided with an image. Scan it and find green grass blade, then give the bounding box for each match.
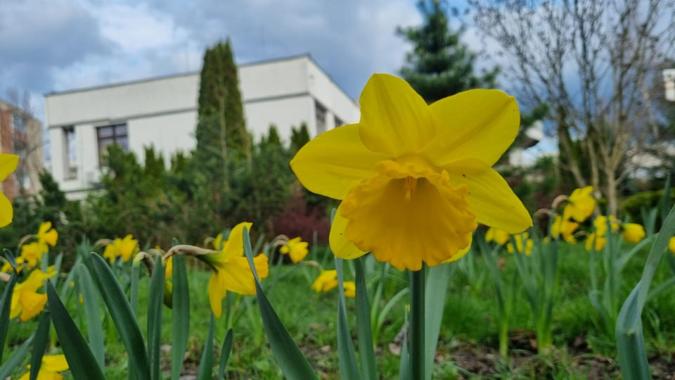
[242,227,317,380]
[197,314,215,380]
[0,335,32,379]
[0,274,17,363]
[658,174,671,223]
[354,257,377,380]
[46,282,105,380]
[84,254,150,380]
[217,329,234,380]
[171,255,190,380]
[336,258,361,380]
[29,311,51,380]
[148,259,164,380]
[77,264,105,367]
[424,263,451,380]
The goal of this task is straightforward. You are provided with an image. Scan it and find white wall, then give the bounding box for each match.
[128,111,197,164]
[245,95,314,143]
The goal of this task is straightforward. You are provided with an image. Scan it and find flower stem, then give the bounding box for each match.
[410,266,426,380]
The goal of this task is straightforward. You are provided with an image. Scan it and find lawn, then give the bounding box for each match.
[9,239,672,379]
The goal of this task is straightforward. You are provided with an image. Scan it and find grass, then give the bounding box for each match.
[5,242,675,379]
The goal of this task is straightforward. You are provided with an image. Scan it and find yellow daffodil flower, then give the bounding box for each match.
[19,354,69,380]
[279,237,309,263]
[585,233,606,252]
[593,215,619,236]
[343,281,356,298]
[11,267,56,322]
[20,242,48,268]
[622,223,645,244]
[0,154,19,227]
[37,222,58,247]
[562,186,596,222]
[506,233,534,256]
[311,270,338,293]
[291,74,531,270]
[202,222,269,318]
[165,256,173,279]
[486,227,509,246]
[668,236,674,255]
[103,235,139,263]
[550,215,578,243]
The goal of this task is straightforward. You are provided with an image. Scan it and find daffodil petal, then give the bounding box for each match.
[444,233,473,263]
[42,355,69,372]
[445,160,531,233]
[0,154,19,181]
[290,124,387,200]
[220,255,268,295]
[222,222,252,259]
[359,74,435,156]
[207,271,227,318]
[424,90,519,167]
[0,193,13,228]
[329,204,367,260]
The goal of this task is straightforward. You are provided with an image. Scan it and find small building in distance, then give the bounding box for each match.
[45,54,359,199]
[0,98,44,198]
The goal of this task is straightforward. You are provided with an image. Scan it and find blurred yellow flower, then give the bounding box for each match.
[18,354,69,380]
[486,227,509,246]
[37,222,58,247]
[203,222,269,318]
[103,235,139,263]
[20,242,48,268]
[291,74,531,270]
[343,281,356,298]
[164,256,173,279]
[550,215,578,243]
[562,186,596,222]
[669,237,675,255]
[593,215,619,236]
[585,233,606,252]
[279,237,309,263]
[0,154,19,227]
[11,267,55,322]
[506,233,534,256]
[311,270,338,293]
[622,223,645,244]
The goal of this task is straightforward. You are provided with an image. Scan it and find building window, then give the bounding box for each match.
[97,123,128,164]
[315,100,327,134]
[334,115,344,128]
[63,126,77,180]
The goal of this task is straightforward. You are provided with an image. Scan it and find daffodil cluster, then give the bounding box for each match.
[550,186,596,243]
[103,235,138,263]
[310,270,355,298]
[18,354,69,380]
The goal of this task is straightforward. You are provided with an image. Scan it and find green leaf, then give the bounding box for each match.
[616,205,675,379]
[197,314,215,380]
[171,255,190,380]
[354,257,377,380]
[217,329,233,380]
[30,312,51,380]
[148,259,164,380]
[77,264,105,367]
[424,263,451,380]
[242,227,317,380]
[0,334,32,379]
[335,258,361,380]
[46,282,105,380]
[0,274,17,363]
[84,254,150,380]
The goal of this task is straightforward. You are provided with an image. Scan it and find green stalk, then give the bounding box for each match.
[409,267,425,380]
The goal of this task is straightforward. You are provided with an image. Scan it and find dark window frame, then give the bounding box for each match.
[96,123,128,166]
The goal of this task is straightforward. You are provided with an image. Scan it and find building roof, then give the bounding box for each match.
[45,53,355,103]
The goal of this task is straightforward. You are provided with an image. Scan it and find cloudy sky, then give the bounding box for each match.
[1,0,457,118]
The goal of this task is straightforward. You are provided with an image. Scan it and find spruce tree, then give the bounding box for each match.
[398,0,498,102]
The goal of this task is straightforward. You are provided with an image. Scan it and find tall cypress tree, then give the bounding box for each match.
[398,0,498,102]
[195,39,250,164]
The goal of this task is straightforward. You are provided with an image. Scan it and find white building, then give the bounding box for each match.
[45,54,359,199]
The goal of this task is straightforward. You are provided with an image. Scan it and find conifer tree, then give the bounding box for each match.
[398,0,498,102]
